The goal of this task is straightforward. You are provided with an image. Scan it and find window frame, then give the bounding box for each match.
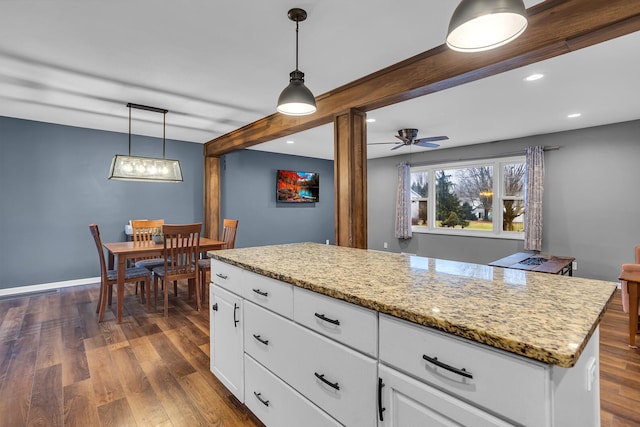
[410,156,525,240]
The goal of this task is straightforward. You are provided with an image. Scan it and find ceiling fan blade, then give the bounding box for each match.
[368,142,402,145]
[395,135,410,143]
[390,144,406,151]
[414,141,440,148]
[415,136,449,143]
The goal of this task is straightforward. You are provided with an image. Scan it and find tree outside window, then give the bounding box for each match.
[502,163,525,232]
[410,171,428,226]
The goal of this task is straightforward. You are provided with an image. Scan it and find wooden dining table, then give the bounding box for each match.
[103,237,226,323]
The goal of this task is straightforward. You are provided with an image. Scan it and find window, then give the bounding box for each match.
[410,156,525,238]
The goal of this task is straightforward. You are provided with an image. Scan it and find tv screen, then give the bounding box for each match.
[277,170,319,203]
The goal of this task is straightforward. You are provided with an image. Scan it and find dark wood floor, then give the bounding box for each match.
[0,284,638,426]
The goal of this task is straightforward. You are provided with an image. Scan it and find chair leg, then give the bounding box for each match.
[139,281,146,305]
[153,275,159,311]
[164,279,170,317]
[98,283,109,322]
[146,278,151,313]
[194,276,201,312]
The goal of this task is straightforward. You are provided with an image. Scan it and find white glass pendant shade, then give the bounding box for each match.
[277,70,317,116]
[109,155,183,182]
[447,0,528,52]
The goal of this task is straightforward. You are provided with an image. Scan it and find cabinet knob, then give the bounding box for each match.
[211,303,218,311]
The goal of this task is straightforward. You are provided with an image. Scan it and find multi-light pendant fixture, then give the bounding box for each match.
[108,103,183,183]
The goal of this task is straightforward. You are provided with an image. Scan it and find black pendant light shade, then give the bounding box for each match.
[277,8,316,116]
[446,0,528,52]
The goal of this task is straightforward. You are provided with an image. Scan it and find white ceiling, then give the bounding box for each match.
[1,1,639,160]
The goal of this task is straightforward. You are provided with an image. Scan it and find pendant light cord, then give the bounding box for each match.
[128,104,132,155]
[295,20,299,71]
[162,111,166,158]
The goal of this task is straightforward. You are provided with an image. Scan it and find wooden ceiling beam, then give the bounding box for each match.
[204,0,640,157]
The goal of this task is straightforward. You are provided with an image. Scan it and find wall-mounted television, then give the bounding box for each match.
[277,170,319,203]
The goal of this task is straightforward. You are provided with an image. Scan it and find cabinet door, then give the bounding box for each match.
[210,284,244,402]
[378,365,513,427]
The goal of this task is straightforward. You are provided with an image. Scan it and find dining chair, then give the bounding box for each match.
[89,223,152,321]
[620,245,640,317]
[198,218,238,301]
[152,223,202,316]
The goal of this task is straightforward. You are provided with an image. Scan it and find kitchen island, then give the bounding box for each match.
[208,242,616,427]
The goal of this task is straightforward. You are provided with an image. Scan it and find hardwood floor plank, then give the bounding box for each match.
[63,379,100,427]
[36,321,63,370]
[0,332,39,399]
[128,336,162,364]
[27,364,63,427]
[110,346,152,395]
[0,305,27,341]
[61,316,89,387]
[96,397,137,427]
[86,346,126,406]
[140,359,209,426]
[148,331,196,378]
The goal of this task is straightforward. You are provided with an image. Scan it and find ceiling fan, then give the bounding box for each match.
[369,128,448,151]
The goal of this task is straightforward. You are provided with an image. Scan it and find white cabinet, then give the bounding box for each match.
[210,283,244,402]
[378,364,513,427]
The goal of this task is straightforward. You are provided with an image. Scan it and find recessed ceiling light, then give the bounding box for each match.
[524,73,544,81]
[366,118,376,123]
[567,113,582,118]
[286,140,295,144]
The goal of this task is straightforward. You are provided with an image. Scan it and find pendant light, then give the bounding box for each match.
[277,8,317,116]
[108,103,183,183]
[446,0,528,53]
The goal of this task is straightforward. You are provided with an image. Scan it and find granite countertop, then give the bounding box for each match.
[208,242,617,368]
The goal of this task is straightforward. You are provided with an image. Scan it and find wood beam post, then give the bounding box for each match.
[204,156,220,240]
[334,109,367,249]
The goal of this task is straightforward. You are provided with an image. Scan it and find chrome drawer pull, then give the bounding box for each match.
[253,334,269,346]
[252,288,269,297]
[253,392,270,407]
[422,354,473,379]
[314,312,340,326]
[314,372,340,390]
[215,273,228,280]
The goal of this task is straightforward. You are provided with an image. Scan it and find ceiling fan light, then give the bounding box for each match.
[277,70,317,115]
[447,0,528,52]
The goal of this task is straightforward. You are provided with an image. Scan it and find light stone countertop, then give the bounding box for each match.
[208,242,617,368]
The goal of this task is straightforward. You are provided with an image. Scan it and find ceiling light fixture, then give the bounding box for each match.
[524,73,544,81]
[276,8,316,116]
[108,103,183,183]
[446,0,528,52]
[366,118,376,123]
[567,113,582,118]
[286,140,295,144]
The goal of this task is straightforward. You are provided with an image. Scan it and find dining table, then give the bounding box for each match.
[103,237,226,323]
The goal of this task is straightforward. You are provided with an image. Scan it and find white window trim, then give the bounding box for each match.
[410,156,525,240]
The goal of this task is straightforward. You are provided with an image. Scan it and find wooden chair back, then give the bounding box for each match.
[161,223,202,280]
[89,223,108,283]
[131,219,164,243]
[221,219,239,249]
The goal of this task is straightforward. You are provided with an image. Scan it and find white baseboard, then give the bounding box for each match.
[0,276,100,297]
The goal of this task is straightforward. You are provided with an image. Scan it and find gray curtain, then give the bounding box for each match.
[524,146,544,251]
[395,161,412,239]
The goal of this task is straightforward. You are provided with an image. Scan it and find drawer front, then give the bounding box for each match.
[244,301,299,378]
[294,287,378,357]
[379,314,549,427]
[378,364,513,427]
[242,271,293,319]
[245,301,377,427]
[244,355,341,427]
[288,322,377,427]
[210,259,243,294]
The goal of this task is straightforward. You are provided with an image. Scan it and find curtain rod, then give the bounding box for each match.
[407,146,560,167]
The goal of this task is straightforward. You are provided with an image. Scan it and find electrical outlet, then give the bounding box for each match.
[586,357,596,391]
[383,242,388,249]
[572,261,578,271]
[326,239,330,245]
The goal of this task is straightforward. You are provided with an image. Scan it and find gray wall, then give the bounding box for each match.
[0,117,204,289]
[220,149,334,248]
[368,119,640,281]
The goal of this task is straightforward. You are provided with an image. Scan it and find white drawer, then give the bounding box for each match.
[294,287,378,357]
[244,355,341,427]
[379,314,550,427]
[245,301,377,427]
[210,259,244,294]
[244,301,299,378]
[242,271,293,319]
